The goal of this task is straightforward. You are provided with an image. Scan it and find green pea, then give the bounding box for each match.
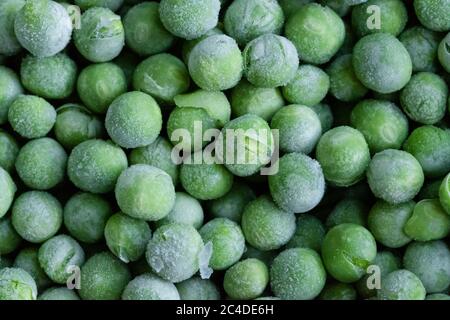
[106,91,162,148]
[15,138,67,190]
[176,276,220,300]
[0,216,21,255]
[105,213,151,263]
[414,0,450,32]
[285,3,345,64]
[367,149,424,204]
[64,193,112,244]
[224,258,269,300]
[0,167,16,219]
[286,214,326,252]
[322,224,377,283]
[377,269,425,300]
[308,103,333,132]
[353,33,412,94]
[77,63,127,114]
[0,66,23,125]
[269,153,325,213]
[368,200,414,248]
[122,273,180,300]
[279,0,312,18]
[438,32,450,73]
[67,139,128,194]
[79,252,131,300]
[404,199,450,242]
[38,235,85,284]
[13,247,52,290]
[316,126,370,187]
[8,95,56,139]
[0,267,37,300]
[182,27,223,64]
[326,198,368,228]
[271,248,326,300]
[73,7,124,62]
[39,287,80,300]
[133,54,190,105]
[404,240,450,294]
[54,104,104,150]
[0,0,25,56]
[14,0,72,57]
[439,173,450,214]
[146,223,204,283]
[12,191,62,244]
[75,0,124,11]
[231,79,284,122]
[224,0,284,46]
[156,192,204,229]
[320,283,357,300]
[243,34,298,88]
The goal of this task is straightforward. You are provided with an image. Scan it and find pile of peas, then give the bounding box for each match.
[0,0,450,301]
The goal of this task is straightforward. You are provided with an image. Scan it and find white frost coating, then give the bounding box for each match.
[198,242,214,279]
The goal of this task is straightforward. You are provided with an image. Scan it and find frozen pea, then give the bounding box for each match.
[404,240,450,294]
[156,192,204,229]
[182,27,223,64]
[285,3,345,64]
[223,258,269,300]
[271,248,326,300]
[12,191,62,244]
[129,136,179,185]
[326,198,368,228]
[39,287,80,300]
[159,0,220,40]
[13,247,51,290]
[123,2,174,56]
[38,235,85,284]
[367,149,424,204]
[74,7,125,63]
[282,65,330,107]
[115,165,175,221]
[414,0,450,32]
[316,126,370,187]
[279,0,313,18]
[438,32,450,72]
[105,213,151,263]
[351,0,408,37]
[176,276,220,300]
[242,246,277,267]
[207,181,255,223]
[439,173,450,214]
[0,66,23,125]
[77,62,127,114]
[320,283,357,300]
[122,273,180,300]
[64,193,112,244]
[378,270,425,300]
[0,0,25,56]
[189,35,243,91]
[269,153,325,213]
[54,104,104,150]
[242,195,296,251]
[174,90,231,128]
[180,157,234,201]
[146,223,204,283]
[399,27,441,72]
[286,214,326,252]
[20,53,77,100]
[199,218,245,270]
[368,200,414,248]
[353,33,412,94]
[0,268,37,300]
[404,199,450,241]
[271,105,322,154]
[308,103,333,132]
[132,53,190,105]
[231,79,284,121]
[75,0,124,12]
[322,224,377,283]
[400,72,448,125]
[14,0,72,57]
[105,91,162,149]
[351,99,409,154]
[68,139,128,194]
[224,0,284,46]
[243,34,298,88]
[217,115,274,177]
[403,125,450,178]
[0,216,21,255]
[327,54,368,102]
[0,168,16,219]
[8,95,56,139]
[15,138,67,190]
[79,252,131,300]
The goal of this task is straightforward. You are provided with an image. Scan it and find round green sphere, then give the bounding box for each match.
[39,287,80,300]
[438,32,450,72]
[0,66,23,125]
[0,0,25,56]
[286,214,326,252]
[326,198,367,228]
[414,0,450,32]
[13,247,51,290]
[0,216,21,255]
[320,283,357,300]
[0,167,16,219]
[122,273,180,300]
[308,103,333,132]
[377,269,426,300]
[176,276,220,300]
[156,192,204,229]
[0,268,37,300]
